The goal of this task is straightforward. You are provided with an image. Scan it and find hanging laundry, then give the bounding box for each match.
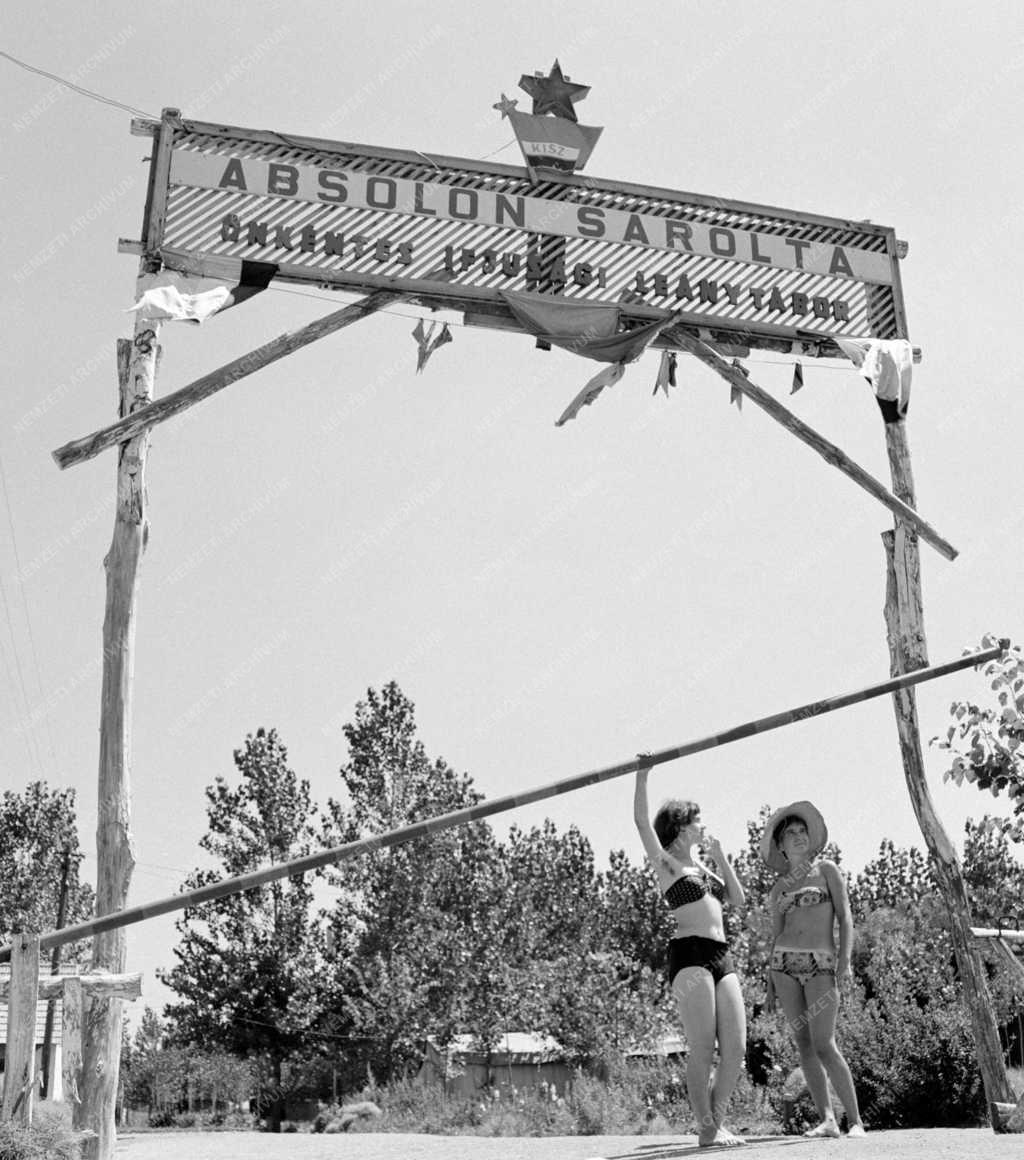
[652,350,677,397]
[128,261,278,324]
[834,337,912,421]
[502,290,679,364]
[412,319,453,373]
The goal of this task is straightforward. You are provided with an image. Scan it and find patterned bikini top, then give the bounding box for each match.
[781,881,832,909]
[664,869,725,909]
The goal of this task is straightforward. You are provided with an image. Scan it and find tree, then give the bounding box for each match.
[124,1008,187,1122]
[933,634,1024,841]
[0,781,93,948]
[321,682,500,1080]
[597,847,672,977]
[849,838,934,919]
[961,816,1024,928]
[160,728,321,1131]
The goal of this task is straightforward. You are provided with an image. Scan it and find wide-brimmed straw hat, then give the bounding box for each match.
[759,801,828,874]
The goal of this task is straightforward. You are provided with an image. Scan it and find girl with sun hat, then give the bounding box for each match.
[762,801,866,1138]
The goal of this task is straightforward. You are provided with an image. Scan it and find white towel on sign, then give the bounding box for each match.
[835,337,912,418]
[129,283,233,323]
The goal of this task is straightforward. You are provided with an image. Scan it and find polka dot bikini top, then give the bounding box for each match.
[663,870,725,909]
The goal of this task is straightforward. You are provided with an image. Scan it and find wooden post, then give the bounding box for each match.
[881,417,1017,1131]
[77,315,159,1160]
[1,934,40,1125]
[62,977,83,1109]
[40,846,71,1098]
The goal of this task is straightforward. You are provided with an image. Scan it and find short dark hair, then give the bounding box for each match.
[772,814,807,848]
[653,799,700,849]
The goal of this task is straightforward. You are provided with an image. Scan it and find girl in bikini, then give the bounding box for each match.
[634,764,747,1148]
[762,802,865,1138]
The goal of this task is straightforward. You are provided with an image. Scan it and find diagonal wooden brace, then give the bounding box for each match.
[52,290,405,470]
[669,329,958,561]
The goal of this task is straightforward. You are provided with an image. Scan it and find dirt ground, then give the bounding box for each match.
[116,1128,1022,1160]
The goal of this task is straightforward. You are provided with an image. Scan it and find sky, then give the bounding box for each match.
[1,1,1023,1025]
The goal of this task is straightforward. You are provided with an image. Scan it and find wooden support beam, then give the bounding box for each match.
[881,418,1017,1132]
[0,642,1004,961]
[669,329,958,561]
[1,934,39,1125]
[52,290,404,470]
[0,972,143,1002]
[62,977,83,1108]
[77,320,154,1160]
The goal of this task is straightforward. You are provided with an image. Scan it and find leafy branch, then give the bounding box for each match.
[931,633,1024,840]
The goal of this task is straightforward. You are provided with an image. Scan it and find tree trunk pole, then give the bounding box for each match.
[77,300,160,1160]
[1,934,40,1125]
[880,418,1016,1130]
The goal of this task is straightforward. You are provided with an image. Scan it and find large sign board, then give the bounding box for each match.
[136,111,909,353]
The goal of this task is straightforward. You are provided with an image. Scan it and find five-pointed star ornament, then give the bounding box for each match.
[518,59,590,122]
[492,92,519,119]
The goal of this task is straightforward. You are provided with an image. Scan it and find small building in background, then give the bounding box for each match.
[417,1032,571,1097]
[624,1033,686,1062]
[0,961,80,1101]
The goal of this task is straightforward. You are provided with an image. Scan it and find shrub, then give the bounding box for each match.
[0,1103,88,1159]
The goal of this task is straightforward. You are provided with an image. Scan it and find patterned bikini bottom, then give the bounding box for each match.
[770,946,837,986]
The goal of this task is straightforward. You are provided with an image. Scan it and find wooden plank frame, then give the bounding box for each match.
[128,109,911,357]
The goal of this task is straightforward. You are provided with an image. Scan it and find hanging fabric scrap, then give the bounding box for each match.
[730,358,748,411]
[834,337,912,422]
[653,350,677,397]
[555,363,626,428]
[128,261,277,324]
[791,360,804,394]
[413,319,453,373]
[498,291,681,426]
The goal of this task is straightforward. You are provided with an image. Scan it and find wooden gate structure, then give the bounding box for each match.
[4,65,1023,1154]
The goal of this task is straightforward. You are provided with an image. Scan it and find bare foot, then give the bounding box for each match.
[804,1120,841,1138]
[846,1123,867,1137]
[699,1126,746,1147]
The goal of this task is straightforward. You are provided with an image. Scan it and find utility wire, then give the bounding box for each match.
[0,48,157,120]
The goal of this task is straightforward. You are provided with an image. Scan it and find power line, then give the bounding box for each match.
[0,47,156,120]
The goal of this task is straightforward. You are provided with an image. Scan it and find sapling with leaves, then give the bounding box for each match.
[932,634,1024,842]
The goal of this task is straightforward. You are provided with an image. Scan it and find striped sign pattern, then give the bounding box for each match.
[158,125,904,346]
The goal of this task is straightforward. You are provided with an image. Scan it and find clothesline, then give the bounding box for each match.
[264,284,870,371]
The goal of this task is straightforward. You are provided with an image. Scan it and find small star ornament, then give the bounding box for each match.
[518,59,590,122]
[492,92,519,119]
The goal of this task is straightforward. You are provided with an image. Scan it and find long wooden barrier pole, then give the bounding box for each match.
[0,641,1004,964]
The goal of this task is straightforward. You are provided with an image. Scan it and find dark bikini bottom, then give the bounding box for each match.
[667,935,735,986]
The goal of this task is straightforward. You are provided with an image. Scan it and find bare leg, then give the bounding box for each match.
[672,967,718,1144]
[804,975,864,1132]
[771,970,837,1134]
[709,972,747,1145]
